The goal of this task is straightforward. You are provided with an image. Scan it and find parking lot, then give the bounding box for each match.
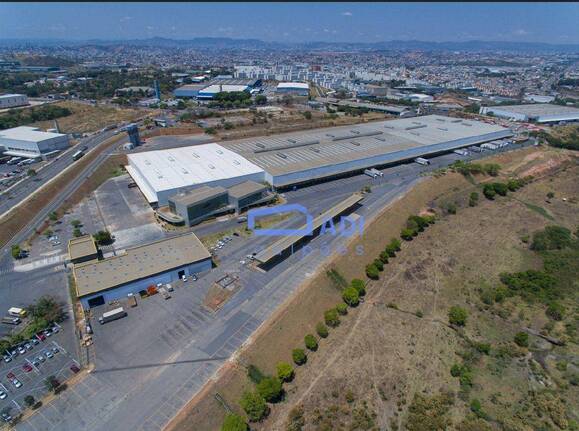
[0,332,80,427]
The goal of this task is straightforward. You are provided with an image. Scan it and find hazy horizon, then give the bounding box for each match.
[1,2,579,45]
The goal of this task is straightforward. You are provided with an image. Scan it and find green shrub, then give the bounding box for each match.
[342,287,360,307]
[324,308,340,327]
[492,182,508,196]
[483,184,496,200]
[450,364,462,377]
[401,228,416,241]
[336,303,348,315]
[304,334,318,351]
[240,391,268,422]
[316,322,329,338]
[379,250,390,264]
[365,263,380,279]
[546,302,565,321]
[469,192,479,207]
[514,332,529,348]
[474,342,491,355]
[390,238,402,251]
[351,279,366,296]
[292,348,307,365]
[247,364,265,384]
[448,306,468,326]
[531,226,572,251]
[276,362,294,382]
[446,202,457,215]
[373,259,384,271]
[221,414,248,431]
[256,377,283,403]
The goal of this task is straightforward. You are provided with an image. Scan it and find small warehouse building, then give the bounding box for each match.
[480,104,579,123]
[227,180,273,213]
[0,93,29,109]
[197,84,250,100]
[0,126,70,158]
[276,82,310,97]
[73,233,212,309]
[173,84,207,98]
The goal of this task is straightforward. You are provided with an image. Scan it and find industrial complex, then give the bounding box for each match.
[0,126,70,158]
[480,103,579,123]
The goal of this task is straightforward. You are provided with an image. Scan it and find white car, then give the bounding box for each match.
[12,379,22,388]
[0,390,6,400]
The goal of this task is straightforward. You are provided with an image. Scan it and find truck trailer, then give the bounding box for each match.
[98,307,127,325]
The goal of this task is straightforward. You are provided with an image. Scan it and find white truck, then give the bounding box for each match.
[98,307,127,325]
[414,157,430,166]
[8,307,27,318]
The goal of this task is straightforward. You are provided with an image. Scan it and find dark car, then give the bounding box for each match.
[70,364,80,373]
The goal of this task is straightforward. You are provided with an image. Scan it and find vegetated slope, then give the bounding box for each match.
[265,158,578,431]
[167,147,578,431]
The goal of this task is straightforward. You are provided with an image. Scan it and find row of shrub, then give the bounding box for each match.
[450,160,501,177]
[482,177,528,200]
[365,237,402,280]
[228,276,371,429]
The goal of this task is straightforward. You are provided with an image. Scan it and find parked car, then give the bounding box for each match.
[70,364,80,373]
[45,350,54,359]
[32,359,40,367]
[36,355,45,363]
[22,363,33,373]
[30,338,39,345]
[43,329,52,337]
[6,372,15,380]
[17,346,25,355]
[0,391,6,400]
[36,333,46,341]
[51,325,59,333]
[191,274,198,281]
[1,411,11,422]
[2,355,11,363]
[11,379,22,388]
[24,343,32,350]
[51,347,59,354]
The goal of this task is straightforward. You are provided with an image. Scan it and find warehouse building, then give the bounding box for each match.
[221,115,513,188]
[227,180,273,213]
[197,84,250,99]
[174,84,209,98]
[0,93,29,109]
[0,126,70,158]
[73,233,212,308]
[126,143,265,206]
[276,82,309,96]
[128,115,512,207]
[480,104,579,123]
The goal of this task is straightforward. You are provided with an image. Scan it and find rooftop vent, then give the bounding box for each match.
[374,136,386,142]
[309,147,320,153]
[233,160,241,165]
[277,153,288,159]
[208,164,215,169]
[216,149,223,154]
[192,152,200,158]
[255,143,266,149]
[145,160,151,165]
[409,131,420,136]
[350,130,361,135]
[437,127,448,131]
[287,139,297,143]
[405,125,427,130]
[168,156,175,162]
[351,141,361,146]
[181,168,189,174]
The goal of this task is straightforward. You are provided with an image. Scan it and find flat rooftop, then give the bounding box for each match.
[228,180,267,199]
[277,82,309,89]
[0,126,67,142]
[127,143,265,194]
[200,84,250,94]
[220,115,512,179]
[73,233,211,297]
[489,103,579,117]
[68,235,98,261]
[169,185,227,206]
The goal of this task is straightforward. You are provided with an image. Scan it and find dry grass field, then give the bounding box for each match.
[167,146,579,431]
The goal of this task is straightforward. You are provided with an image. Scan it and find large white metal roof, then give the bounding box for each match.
[0,126,66,142]
[127,143,264,194]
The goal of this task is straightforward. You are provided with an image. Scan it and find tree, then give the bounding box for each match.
[514,332,529,348]
[390,238,402,251]
[324,308,340,327]
[44,229,53,238]
[292,348,307,365]
[448,306,468,326]
[27,169,36,176]
[469,192,479,207]
[70,219,82,228]
[93,230,112,245]
[316,322,329,338]
[276,362,294,382]
[11,244,22,259]
[221,414,248,431]
[257,377,283,403]
[492,182,508,196]
[302,111,312,120]
[531,226,572,251]
[255,95,267,105]
[342,287,360,307]
[73,228,83,238]
[240,391,268,422]
[24,395,35,408]
[48,211,58,221]
[366,263,380,279]
[304,334,318,351]
[546,302,565,321]
[45,375,60,392]
[373,259,384,271]
[351,279,366,296]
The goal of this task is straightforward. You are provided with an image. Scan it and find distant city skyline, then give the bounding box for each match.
[1,2,579,44]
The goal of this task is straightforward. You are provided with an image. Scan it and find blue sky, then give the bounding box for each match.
[1,2,578,44]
